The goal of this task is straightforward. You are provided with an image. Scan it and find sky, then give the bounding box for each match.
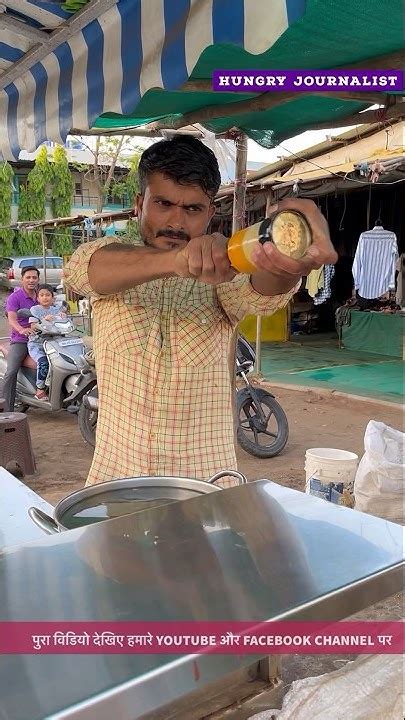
[18,122,362,185]
[218,124,359,182]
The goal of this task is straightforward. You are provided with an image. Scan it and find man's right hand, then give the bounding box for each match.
[173,233,236,285]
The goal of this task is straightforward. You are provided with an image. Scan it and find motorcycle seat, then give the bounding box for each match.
[0,341,37,369]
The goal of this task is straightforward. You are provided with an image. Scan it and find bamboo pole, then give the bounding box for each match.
[145,91,388,133]
[232,133,248,234]
[232,133,262,374]
[70,127,204,138]
[71,100,404,138]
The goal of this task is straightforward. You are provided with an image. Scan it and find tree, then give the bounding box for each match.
[0,162,14,256]
[16,146,52,255]
[71,135,142,215]
[50,145,74,255]
[110,153,140,205]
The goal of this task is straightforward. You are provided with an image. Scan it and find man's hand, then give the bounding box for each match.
[174,233,236,285]
[20,327,34,336]
[251,198,338,279]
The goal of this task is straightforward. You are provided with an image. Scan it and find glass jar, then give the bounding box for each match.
[227,210,312,273]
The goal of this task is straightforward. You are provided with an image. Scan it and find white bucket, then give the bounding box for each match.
[305,447,359,494]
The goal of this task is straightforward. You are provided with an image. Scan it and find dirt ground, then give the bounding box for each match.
[21,385,403,506]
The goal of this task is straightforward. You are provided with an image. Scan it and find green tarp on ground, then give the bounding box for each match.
[342,311,404,358]
[260,337,404,402]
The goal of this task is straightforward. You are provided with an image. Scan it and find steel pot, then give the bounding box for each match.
[28,470,247,535]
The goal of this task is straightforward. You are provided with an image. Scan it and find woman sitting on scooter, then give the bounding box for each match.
[28,284,67,400]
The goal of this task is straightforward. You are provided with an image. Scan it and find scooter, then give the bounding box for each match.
[78,336,289,459]
[0,310,96,413]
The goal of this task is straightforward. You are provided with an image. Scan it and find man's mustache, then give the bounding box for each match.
[156,229,190,242]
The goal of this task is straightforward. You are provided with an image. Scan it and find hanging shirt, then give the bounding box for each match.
[314,265,335,305]
[306,267,324,298]
[352,226,398,299]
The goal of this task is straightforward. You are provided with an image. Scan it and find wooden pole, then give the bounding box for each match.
[232,133,262,375]
[230,133,248,416]
[232,133,247,234]
[265,189,275,216]
[146,91,389,133]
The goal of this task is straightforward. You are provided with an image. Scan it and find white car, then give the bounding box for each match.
[0,255,63,289]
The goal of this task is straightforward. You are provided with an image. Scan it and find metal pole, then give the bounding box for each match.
[255,315,262,374]
[252,184,274,374]
[42,228,47,283]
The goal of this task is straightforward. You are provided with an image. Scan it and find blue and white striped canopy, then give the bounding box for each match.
[0,0,306,160]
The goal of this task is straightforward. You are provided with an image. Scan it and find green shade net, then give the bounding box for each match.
[94,0,404,148]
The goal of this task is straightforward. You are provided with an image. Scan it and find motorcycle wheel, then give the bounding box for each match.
[77,403,97,447]
[236,387,289,458]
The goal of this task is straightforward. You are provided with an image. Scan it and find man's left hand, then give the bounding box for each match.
[251,198,337,281]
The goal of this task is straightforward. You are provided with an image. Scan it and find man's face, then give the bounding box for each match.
[21,270,39,293]
[135,172,215,250]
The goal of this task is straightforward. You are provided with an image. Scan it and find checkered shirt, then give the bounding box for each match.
[65,238,296,486]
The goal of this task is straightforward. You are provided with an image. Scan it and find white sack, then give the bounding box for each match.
[354,420,404,523]
[249,655,403,720]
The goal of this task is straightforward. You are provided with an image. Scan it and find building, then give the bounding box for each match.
[10,140,132,224]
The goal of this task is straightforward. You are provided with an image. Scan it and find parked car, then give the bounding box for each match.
[0,256,63,289]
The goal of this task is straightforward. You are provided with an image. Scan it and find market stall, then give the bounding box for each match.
[215,121,405,349]
[0,2,404,718]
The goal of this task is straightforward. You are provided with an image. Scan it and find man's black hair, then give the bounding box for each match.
[138,134,221,199]
[37,283,54,294]
[21,266,39,277]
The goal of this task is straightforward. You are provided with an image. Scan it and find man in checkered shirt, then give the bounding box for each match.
[65,136,336,486]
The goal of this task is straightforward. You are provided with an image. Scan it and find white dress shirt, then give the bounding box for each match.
[352,225,399,299]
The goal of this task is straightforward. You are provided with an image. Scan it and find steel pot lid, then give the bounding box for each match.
[53,472,247,531]
[27,471,247,534]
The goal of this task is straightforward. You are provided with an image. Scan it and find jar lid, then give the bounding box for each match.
[262,210,312,259]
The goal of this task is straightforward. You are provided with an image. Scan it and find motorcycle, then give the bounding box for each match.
[0,310,96,414]
[236,335,288,457]
[78,336,289,459]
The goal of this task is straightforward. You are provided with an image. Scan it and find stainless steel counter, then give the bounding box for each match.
[0,468,403,720]
[0,469,54,549]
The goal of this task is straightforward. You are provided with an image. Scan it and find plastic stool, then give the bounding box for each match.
[0,398,5,412]
[0,412,36,476]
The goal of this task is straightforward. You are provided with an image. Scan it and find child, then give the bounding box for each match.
[28,284,66,400]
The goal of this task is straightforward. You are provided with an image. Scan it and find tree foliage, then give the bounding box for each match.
[111,153,141,205]
[16,147,51,255]
[122,218,142,244]
[0,162,14,256]
[50,145,73,255]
